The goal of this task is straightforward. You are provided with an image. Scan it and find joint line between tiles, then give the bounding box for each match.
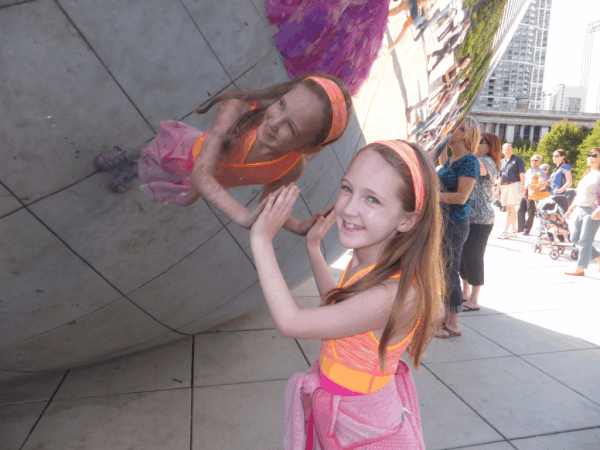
[422,364,512,443]
[294,339,312,367]
[53,0,156,134]
[19,369,70,450]
[508,424,600,443]
[0,0,36,11]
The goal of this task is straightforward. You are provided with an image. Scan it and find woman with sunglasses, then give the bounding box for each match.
[564,148,600,276]
[549,149,573,195]
[460,133,501,312]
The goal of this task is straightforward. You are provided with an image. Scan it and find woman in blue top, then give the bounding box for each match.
[549,149,573,195]
[435,116,480,338]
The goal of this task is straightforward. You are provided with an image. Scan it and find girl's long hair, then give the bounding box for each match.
[461,116,481,154]
[323,142,444,371]
[193,73,353,156]
[483,132,502,170]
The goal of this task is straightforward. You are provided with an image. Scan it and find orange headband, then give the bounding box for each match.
[375,140,424,213]
[306,76,347,144]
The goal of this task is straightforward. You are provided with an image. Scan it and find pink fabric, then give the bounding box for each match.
[320,373,363,397]
[138,121,205,206]
[284,360,426,450]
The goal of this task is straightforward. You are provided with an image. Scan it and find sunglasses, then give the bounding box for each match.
[587,153,598,158]
[480,140,489,145]
[531,159,540,162]
[552,155,560,158]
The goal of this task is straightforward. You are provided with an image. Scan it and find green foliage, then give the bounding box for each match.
[457,0,507,112]
[512,140,539,164]
[537,120,592,184]
[573,120,600,184]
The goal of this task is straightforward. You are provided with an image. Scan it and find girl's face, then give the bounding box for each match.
[257,84,326,154]
[334,148,417,255]
[449,121,466,145]
[588,149,600,170]
[476,136,489,157]
[552,151,565,165]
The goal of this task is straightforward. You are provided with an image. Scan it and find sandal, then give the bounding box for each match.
[94,146,129,171]
[107,163,138,193]
[435,325,461,339]
[564,268,585,276]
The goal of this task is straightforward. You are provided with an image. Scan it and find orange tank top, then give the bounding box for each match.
[191,125,302,189]
[319,264,418,394]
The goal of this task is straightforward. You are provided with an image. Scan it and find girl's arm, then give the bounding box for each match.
[479,159,488,177]
[250,188,410,339]
[190,100,268,228]
[440,176,476,205]
[438,145,449,166]
[305,211,338,297]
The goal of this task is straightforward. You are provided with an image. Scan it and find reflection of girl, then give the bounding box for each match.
[250,141,442,449]
[460,132,501,312]
[265,0,391,95]
[549,149,573,194]
[564,147,600,276]
[435,117,480,338]
[95,75,352,235]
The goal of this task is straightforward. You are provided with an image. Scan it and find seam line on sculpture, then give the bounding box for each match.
[0,0,36,10]
[508,425,600,442]
[179,80,246,122]
[5,208,188,340]
[18,369,69,450]
[422,364,512,442]
[440,440,513,450]
[53,0,156,134]
[178,0,234,83]
[195,378,290,389]
[190,334,195,450]
[38,386,191,402]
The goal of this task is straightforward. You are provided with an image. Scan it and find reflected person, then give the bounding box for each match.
[93,75,352,235]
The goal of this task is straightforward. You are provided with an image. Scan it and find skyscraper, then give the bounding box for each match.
[476,0,552,110]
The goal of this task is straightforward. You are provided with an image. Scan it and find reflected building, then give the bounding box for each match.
[475,0,552,110]
[542,84,587,113]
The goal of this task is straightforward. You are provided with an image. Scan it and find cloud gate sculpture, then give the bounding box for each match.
[0,0,509,381]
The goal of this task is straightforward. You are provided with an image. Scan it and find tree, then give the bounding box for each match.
[573,120,600,184]
[513,140,538,164]
[536,120,591,175]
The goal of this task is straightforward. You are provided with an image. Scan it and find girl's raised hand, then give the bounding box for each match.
[295,204,335,236]
[238,185,287,229]
[251,185,301,242]
[306,208,336,248]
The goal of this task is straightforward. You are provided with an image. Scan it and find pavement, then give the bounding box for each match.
[2,210,600,450]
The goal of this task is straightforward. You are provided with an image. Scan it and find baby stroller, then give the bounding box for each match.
[532,195,579,261]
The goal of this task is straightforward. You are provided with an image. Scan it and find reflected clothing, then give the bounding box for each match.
[438,153,480,225]
[549,163,571,194]
[570,206,600,269]
[499,154,525,184]
[265,0,391,96]
[460,223,493,286]
[283,263,425,449]
[138,121,302,205]
[469,156,497,225]
[517,197,536,232]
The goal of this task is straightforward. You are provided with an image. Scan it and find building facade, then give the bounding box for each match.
[476,0,551,110]
[542,84,587,113]
[470,107,599,143]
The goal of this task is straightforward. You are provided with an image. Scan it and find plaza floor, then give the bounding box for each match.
[2,212,600,450]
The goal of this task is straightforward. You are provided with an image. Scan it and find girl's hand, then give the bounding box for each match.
[238,185,286,229]
[295,204,335,237]
[565,208,574,220]
[251,186,301,242]
[306,208,336,248]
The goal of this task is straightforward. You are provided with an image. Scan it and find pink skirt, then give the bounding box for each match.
[138,121,206,206]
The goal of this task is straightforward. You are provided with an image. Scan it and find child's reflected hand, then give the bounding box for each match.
[306,207,336,248]
[251,185,301,242]
[239,185,286,229]
[295,204,335,237]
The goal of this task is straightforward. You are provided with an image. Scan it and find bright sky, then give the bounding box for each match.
[544,0,600,90]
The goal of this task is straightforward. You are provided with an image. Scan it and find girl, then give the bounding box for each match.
[549,149,573,195]
[250,140,443,449]
[436,116,480,338]
[94,74,352,235]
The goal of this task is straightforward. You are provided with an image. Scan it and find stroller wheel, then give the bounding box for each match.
[549,249,560,260]
[571,250,579,260]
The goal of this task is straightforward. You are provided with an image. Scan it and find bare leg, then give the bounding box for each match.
[463,285,482,309]
[461,279,471,302]
[506,205,517,232]
[434,311,460,337]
